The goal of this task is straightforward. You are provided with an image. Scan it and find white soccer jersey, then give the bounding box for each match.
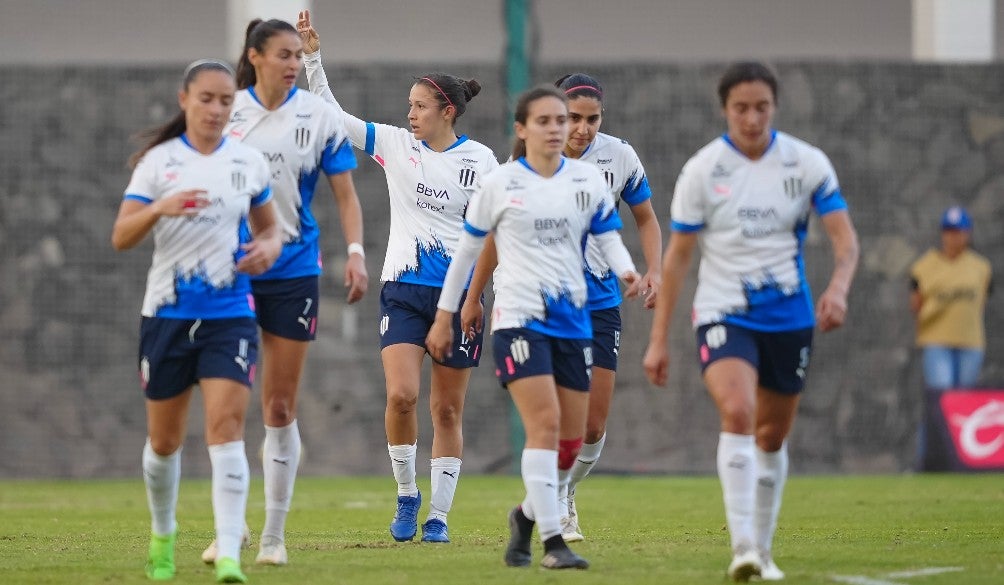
[578,132,653,310]
[124,136,272,319]
[303,52,499,286]
[226,86,356,280]
[670,131,848,331]
[465,158,622,338]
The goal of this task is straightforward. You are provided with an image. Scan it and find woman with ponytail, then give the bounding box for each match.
[113,59,280,584]
[297,10,498,544]
[200,17,368,568]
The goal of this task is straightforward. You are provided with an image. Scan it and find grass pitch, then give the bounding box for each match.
[1,474,1001,584]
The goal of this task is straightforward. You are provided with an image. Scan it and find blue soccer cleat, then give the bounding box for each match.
[420,519,450,543]
[389,491,421,542]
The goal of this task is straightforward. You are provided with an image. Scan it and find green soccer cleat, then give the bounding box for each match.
[214,556,248,583]
[145,531,177,581]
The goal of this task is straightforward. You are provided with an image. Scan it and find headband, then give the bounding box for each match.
[563,85,602,97]
[183,58,235,79]
[421,76,455,109]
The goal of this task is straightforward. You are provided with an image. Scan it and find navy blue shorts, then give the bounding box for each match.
[138,316,258,400]
[492,328,592,392]
[379,281,484,369]
[590,306,622,371]
[251,276,319,341]
[695,323,813,395]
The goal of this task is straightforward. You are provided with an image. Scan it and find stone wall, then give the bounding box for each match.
[1,62,1001,478]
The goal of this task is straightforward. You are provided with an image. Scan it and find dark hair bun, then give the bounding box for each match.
[245,18,263,39]
[462,79,481,102]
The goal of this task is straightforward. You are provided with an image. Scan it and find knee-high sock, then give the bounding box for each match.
[388,443,418,496]
[521,448,561,541]
[262,420,301,541]
[755,443,788,557]
[717,432,756,552]
[143,439,181,537]
[428,457,461,523]
[209,441,250,561]
[568,432,605,493]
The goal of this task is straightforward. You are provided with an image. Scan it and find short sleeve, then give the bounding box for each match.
[590,173,623,235]
[669,159,705,232]
[123,152,160,204]
[249,152,272,207]
[463,176,498,235]
[319,109,358,176]
[620,144,652,206]
[806,148,847,216]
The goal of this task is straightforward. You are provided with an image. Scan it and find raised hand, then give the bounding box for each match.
[296,9,320,54]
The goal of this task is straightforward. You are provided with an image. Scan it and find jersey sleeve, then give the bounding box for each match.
[806,147,847,216]
[589,173,624,235]
[249,151,272,207]
[620,143,653,206]
[123,151,161,204]
[463,174,500,235]
[303,50,369,149]
[669,158,706,232]
[319,105,358,176]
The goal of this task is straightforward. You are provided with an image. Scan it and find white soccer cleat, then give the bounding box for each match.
[758,557,785,581]
[201,523,251,564]
[560,515,584,542]
[255,535,288,566]
[727,548,762,582]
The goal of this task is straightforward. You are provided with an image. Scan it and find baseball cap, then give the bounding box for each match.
[941,205,972,230]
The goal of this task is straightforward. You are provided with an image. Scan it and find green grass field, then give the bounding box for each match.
[1,474,1001,584]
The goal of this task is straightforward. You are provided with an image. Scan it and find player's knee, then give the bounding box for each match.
[430,401,461,428]
[584,418,606,443]
[149,435,183,456]
[756,426,787,452]
[558,437,584,470]
[386,389,418,415]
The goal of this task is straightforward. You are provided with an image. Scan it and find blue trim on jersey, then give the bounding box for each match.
[423,134,469,152]
[250,186,272,207]
[590,206,623,235]
[813,187,848,216]
[580,141,594,157]
[254,168,322,280]
[321,137,358,176]
[723,284,815,332]
[156,266,254,320]
[396,238,453,287]
[463,221,489,237]
[722,130,777,159]
[247,85,297,108]
[364,122,376,156]
[621,172,652,206]
[671,220,704,232]
[180,133,226,154]
[586,271,621,311]
[125,194,153,204]
[525,290,592,339]
[517,156,566,176]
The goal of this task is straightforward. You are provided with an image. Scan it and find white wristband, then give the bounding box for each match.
[347,242,365,259]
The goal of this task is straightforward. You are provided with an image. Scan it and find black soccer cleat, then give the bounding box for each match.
[504,506,533,567]
[540,547,589,570]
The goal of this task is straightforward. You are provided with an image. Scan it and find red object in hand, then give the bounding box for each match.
[183,200,197,208]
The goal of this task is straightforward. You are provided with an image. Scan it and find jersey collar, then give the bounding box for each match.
[422,134,469,152]
[721,129,777,160]
[180,133,227,154]
[247,85,298,109]
[517,155,566,176]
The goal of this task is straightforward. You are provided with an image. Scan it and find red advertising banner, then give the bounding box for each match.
[939,390,1004,469]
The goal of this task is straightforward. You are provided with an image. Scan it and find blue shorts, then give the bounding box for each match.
[138,316,258,400]
[590,307,622,371]
[493,328,592,392]
[251,276,319,341]
[695,323,813,395]
[379,281,484,369]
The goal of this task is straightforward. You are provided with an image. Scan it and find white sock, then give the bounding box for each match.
[568,433,605,493]
[521,448,560,541]
[261,420,301,542]
[520,494,536,521]
[209,441,250,561]
[717,432,757,552]
[142,439,181,537]
[557,467,572,517]
[428,457,461,523]
[388,443,418,496]
[755,442,788,558]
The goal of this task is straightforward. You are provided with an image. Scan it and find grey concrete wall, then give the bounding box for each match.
[1,62,1001,478]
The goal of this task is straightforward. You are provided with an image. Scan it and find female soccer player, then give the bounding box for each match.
[426,86,639,569]
[643,62,859,582]
[112,59,280,584]
[200,18,367,567]
[297,10,499,543]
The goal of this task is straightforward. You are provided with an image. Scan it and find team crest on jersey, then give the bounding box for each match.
[458,167,477,188]
[510,336,530,365]
[575,190,591,211]
[232,171,246,191]
[782,176,802,199]
[295,127,311,149]
[603,170,615,189]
